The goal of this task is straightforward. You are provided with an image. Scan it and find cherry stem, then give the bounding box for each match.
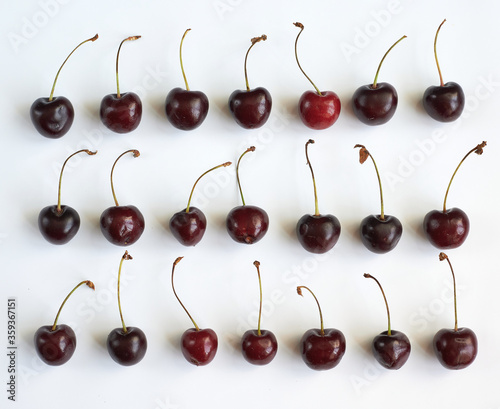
[116,36,141,99]
[51,280,95,332]
[244,35,267,92]
[253,261,263,336]
[56,150,97,213]
[171,257,200,331]
[305,140,320,216]
[372,35,407,88]
[236,147,256,206]
[439,252,458,331]
[116,251,133,334]
[293,22,322,96]
[364,273,391,336]
[442,141,486,212]
[185,162,232,213]
[355,144,385,220]
[434,19,447,87]
[49,34,98,101]
[297,286,324,336]
[110,149,140,207]
[179,28,191,91]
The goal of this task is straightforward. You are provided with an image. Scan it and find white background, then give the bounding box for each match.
[1,0,499,408]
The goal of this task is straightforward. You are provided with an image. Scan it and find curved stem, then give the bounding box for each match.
[52,280,95,331]
[442,141,486,212]
[434,19,446,87]
[186,162,232,213]
[171,257,199,331]
[372,35,407,88]
[305,140,319,216]
[117,251,133,334]
[355,144,384,220]
[56,150,97,213]
[179,28,191,91]
[439,253,458,331]
[253,261,263,336]
[293,22,322,96]
[49,34,98,101]
[244,35,267,91]
[236,147,256,206]
[364,273,391,336]
[297,286,324,335]
[116,36,141,98]
[110,149,140,207]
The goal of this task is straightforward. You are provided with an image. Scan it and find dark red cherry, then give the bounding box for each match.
[30,34,98,138]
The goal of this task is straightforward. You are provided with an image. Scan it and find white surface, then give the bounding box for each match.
[1,0,499,408]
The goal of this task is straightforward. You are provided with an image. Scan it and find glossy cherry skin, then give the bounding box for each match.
[226,205,269,244]
[423,82,465,122]
[299,90,341,130]
[300,328,346,371]
[34,324,76,366]
[38,205,80,245]
[423,208,469,249]
[100,205,145,246]
[165,88,209,130]
[433,327,477,370]
[296,214,341,254]
[99,92,142,133]
[352,82,398,125]
[228,87,272,129]
[30,96,74,139]
[181,328,218,366]
[360,214,402,254]
[241,329,278,365]
[107,326,147,366]
[169,207,206,246]
[372,330,411,370]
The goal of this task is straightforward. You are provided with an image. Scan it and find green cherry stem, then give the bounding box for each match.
[171,257,200,331]
[434,19,446,87]
[364,273,391,336]
[185,162,232,213]
[355,144,385,220]
[244,35,267,92]
[439,252,458,331]
[56,149,97,214]
[236,146,256,206]
[116,35,141,99]
[442,141,486,212]
[49,34,98,101]
[51,280,95,332]
[110,149,141,207]
[305,139,320,216]
[372,35,407,89]
[253,261,263,336]
[116,251,133,334]
[297,286,324,336]
[179,28,191,91]
[293,22,322,96]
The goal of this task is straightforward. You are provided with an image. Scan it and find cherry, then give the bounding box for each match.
[100,150,145,246]
[423,142,486,249]
[241,261,278,365]
[352,35,406,125]
[107,251,147,366]
[30,34,98,138]
[364,273,411,370]
[169,161,231,246]
[297,286,346,370]
[433,253,477,369]
[423,19,465,122]
[34,280,95,366]
[100,36,142,134]
[171,257,218,366]
[355,144,402,253]
[226,147,269,244]
[38,149,97,244]
[165,29,209,131]
[297,139,341,253]
[228,35,272,129]
[293,22,341,130]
